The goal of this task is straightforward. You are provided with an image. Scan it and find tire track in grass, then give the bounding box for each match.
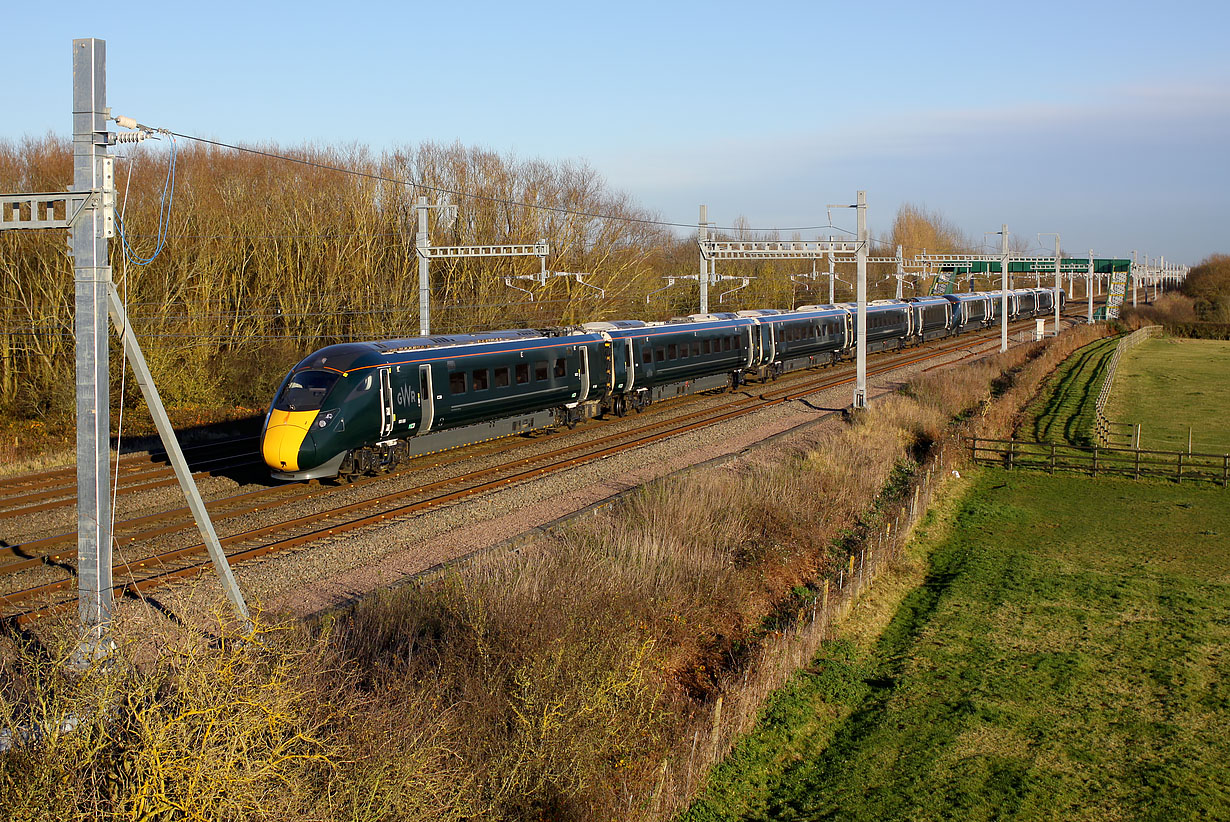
[1024,336,1118,446]
[681,469,1230,821]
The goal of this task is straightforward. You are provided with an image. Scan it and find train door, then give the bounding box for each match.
[576,347,590,404]
[611,336,629,391]
[378,367,395,438]
[744,323,757,368]
[417,364,435,435]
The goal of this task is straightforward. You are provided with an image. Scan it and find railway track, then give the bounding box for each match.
[0,316,1072,623]
[0,436,261,517]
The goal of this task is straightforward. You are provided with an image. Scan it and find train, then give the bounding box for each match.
[261,287,1064,481]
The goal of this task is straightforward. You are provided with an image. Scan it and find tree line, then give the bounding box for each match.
[0,136,970,424]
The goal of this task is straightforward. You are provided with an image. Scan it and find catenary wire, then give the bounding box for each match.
[162,129,855,236]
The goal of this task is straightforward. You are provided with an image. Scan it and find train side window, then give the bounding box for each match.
[494,367,510,388]
[554,357,567,378]
[535,361,549,381]
[692,341,701,357]
[642,347,652,364]
[449,372,466,394]
[473,369,489,391]
[722,336,731,352]
[668,343,678,359]
[655,347,665,362]
[515,363,529,384]
[703,339,711,355]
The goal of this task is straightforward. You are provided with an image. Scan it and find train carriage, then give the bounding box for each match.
[829,301,912,353]
[905,296,952,342]
[590,316,757,407]
[1013,288,1039,317]
[263,328,609,480]
[737,307,851,378]
[944,292,991,331]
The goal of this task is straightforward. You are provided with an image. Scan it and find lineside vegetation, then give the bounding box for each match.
[1124,253,1230,338]
[679,320,1229,819]
[1,323,1107,821]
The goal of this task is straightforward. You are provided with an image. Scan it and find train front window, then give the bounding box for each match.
[275,370,340,412]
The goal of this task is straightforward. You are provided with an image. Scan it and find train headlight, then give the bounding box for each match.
[316,409,338,429]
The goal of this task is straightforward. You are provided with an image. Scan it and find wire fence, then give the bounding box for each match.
[1093,325,1161,447]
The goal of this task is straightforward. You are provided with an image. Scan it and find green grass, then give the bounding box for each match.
[1105,338,1230,454]
[679,468,1230,821]
[1018,336,1120,446]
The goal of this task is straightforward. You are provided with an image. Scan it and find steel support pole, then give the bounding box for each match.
[854,191,867,409]
[828,254,835,304]
[416,196,430,336]
[1159,256,1165,299]
[895,244,904,299]
[1054,235,1061,335]
[1132,250,1138,308]
[107,286,251,629]
[1000,225,1009,353]
[698,204,709,314]
[1087,251,1094,323]
[70,38,113,659]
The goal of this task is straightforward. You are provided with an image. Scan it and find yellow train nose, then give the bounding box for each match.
[262,409,317,472]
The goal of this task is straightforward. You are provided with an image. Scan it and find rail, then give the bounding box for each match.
[1093,325,1161,446]
[967,436,1229,487]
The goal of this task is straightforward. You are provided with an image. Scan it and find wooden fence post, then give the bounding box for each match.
[1050,442,1056,475]
[1093,446,1099,476]
[1135,448,1141,481]
[708,696,724,762]
[1008,439,1015,470]
[1177,452,1183,484]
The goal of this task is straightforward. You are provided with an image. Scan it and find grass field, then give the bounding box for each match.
[1105,337,1230,454]
[679,468,1230,821]
[1017,335,1119,446]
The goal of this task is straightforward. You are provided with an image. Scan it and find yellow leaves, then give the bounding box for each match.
[0,616,336,821]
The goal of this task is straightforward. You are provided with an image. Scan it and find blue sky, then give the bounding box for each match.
[4,0,1228,263]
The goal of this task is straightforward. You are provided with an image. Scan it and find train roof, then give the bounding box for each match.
[292,329,553,373]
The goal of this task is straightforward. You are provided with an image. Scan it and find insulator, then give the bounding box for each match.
[114,132,150,144]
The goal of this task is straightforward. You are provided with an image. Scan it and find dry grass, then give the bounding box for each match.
[0,325,1110,821]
